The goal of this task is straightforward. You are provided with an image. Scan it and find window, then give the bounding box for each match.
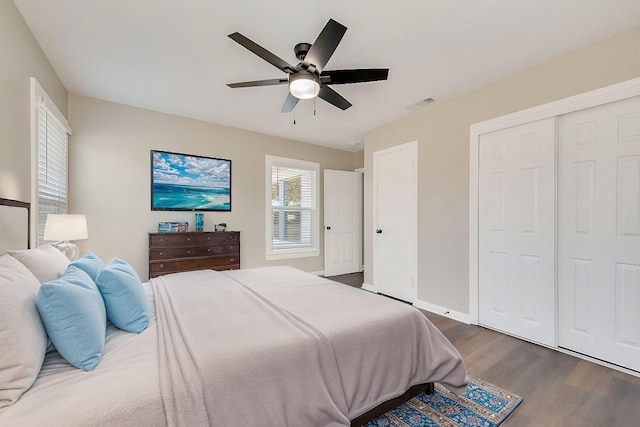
[31,78,72,246]
[265,155,319,260]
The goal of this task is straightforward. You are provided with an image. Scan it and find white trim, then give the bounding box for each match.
[30,78,71,247]
[354,167,364,173]
[413,299,472,324]
[265,249,320,261]
[469,77,640,137]
[310,270,324,276]
[469,76,640,325]
[265,155,320,261]
[30,78,71,134]
[29,80,38,248]
[361,282,377,293]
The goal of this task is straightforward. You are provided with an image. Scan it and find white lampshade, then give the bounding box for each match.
[289,72,320,99]
[44,214,88,241]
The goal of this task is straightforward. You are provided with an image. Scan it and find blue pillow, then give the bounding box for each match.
[70,252,105,282]
[36,265,106,371]
[95,258,149,333]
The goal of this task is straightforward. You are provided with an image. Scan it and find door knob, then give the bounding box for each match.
[376,229,382,234]
[326,226,331,230]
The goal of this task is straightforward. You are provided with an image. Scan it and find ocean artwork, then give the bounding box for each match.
[151,150,231,211]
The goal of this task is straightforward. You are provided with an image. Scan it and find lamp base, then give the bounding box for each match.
[51,241,80,261]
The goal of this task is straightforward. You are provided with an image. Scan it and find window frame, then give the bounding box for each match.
[30,78,72,247]
[265,155,320,261]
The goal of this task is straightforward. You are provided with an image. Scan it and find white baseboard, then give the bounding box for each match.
[361,282,377,293]
[413,299,472,324]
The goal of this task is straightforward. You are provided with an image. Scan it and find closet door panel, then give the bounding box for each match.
[479,118,556,346]
[558,95,640,372]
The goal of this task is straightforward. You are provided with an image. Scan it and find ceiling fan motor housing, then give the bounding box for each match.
[294,42,312,61]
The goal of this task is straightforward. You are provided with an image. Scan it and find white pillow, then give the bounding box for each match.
[0,254,48,408]
[8,244,70,284]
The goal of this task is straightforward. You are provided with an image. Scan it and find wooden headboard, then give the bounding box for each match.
[0,197,31,253]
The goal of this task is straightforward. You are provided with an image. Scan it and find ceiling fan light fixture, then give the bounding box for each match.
[289,72,320,99]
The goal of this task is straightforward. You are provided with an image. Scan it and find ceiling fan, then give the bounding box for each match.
[227,19,389,112]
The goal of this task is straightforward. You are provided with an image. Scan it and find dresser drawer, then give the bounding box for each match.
[149,255,240,275]
[149,232,239,248]
[149,244,239,261]
[149,264,240,278]
[148,231,240,278]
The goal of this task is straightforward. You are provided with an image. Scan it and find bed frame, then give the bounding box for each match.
[350,382,434,426]
[0,196,432,425]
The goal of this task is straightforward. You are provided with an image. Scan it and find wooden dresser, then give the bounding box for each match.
[148,231,240,278]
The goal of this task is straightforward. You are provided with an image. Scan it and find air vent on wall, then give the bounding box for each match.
[406,97,436,111]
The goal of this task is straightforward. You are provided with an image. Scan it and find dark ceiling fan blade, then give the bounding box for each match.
[228,32,295,73]
[321,68,389,85]
[227,78,288,88]
[302,19,347,74]
[281,92,300,113]
[318,86,352,110]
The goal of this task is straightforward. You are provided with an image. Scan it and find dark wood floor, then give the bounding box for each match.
[326,272,640,426]
[324,272,365,288]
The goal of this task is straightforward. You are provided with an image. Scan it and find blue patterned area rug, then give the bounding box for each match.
[368,377,522,427]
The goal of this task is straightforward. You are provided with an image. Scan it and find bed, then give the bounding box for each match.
[0,197,468,426]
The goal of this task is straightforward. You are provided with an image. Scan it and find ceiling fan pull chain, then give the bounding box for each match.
[293,107,296,125]
[314,97,317,116]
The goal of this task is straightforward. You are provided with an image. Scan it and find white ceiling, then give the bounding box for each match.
[14,0,640,152]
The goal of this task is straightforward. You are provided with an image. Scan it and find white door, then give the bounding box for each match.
[558,96,640,371]
[373,141,417,302]
[324,169,362,276]
[478,118,556,346]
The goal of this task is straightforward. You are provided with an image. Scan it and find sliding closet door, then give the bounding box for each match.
[558,96,640,372]
[478,118,556,346]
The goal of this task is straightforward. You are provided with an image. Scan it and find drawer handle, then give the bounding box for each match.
[229,236,233,240]
[230,258,235,263]
[207,248,211,252]
[229,246,234,250]
[186,250,191,254]
[187,237,191,241]
[159,252,164,256]
[159,264,164,269]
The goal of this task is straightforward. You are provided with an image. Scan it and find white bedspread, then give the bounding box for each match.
[222,267,468,420]
[0,267,467,426]
[153,269,350,426]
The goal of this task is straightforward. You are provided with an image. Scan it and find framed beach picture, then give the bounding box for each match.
[151,150,231,211]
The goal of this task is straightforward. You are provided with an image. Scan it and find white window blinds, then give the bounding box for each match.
[266,155,319,260]
[32,79,71,246]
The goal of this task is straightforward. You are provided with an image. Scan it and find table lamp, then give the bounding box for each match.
[43,214,88,261]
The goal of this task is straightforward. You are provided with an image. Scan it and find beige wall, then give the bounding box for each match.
[0,0,67,202]
[352,150,364,169]
[363,25,640,315]
[68,95,356,278]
